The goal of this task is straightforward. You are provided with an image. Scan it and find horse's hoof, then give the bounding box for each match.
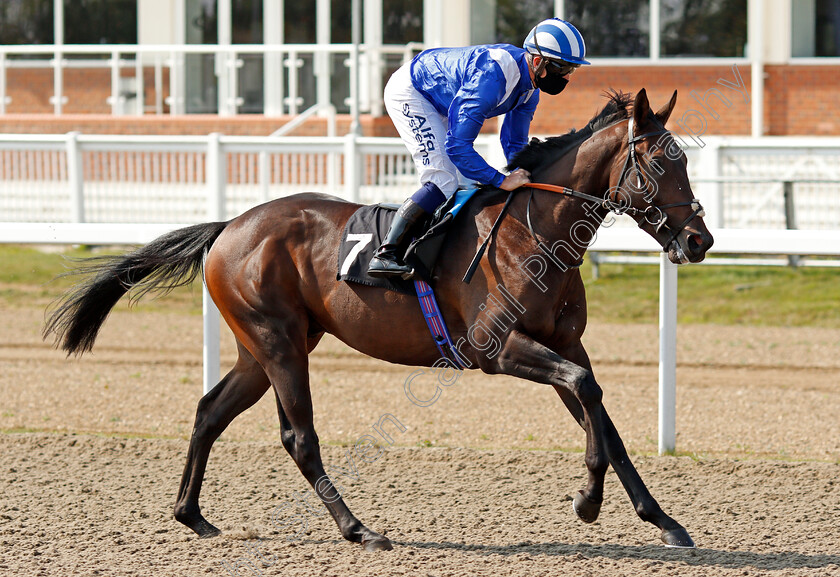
[175,505,222,538]
[661,527,695,548]
[572,491,602,524]
[362,535,393,552]
[196,521,222,539]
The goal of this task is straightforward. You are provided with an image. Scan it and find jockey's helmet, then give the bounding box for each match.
[524,18,591,66]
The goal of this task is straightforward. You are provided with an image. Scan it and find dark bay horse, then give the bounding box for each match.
[44,89,713,551]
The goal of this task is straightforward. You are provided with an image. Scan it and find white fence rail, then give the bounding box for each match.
[4,132,840,454]
[0,43,422,116]
[3,223,840,455]
[3,134,840,231]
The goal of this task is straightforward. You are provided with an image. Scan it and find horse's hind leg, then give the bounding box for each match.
[249,321,392,551]
[174,341,271,537]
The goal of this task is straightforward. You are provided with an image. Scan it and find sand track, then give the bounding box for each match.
[1,307,839,576]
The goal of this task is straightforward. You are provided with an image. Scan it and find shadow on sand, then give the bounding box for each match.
[391,540,840,571]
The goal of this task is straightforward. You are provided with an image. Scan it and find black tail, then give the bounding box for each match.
[43,221,228,356]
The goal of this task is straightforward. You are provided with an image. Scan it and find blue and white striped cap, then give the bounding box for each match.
[524,18,590,66]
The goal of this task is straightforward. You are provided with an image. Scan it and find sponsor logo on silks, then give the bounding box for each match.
[402,103,435,166]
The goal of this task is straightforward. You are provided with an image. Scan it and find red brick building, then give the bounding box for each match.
[1,0,838,138]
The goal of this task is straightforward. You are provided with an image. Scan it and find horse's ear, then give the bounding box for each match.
[633,88,650,126]
[655,90,678,126]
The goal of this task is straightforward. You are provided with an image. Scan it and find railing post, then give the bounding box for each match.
[699,137,723,228]
[202,277,221,396]
[658,253,677,455]
[349,0,361,134]
[327,105,338,194]
[109,50,121,115]
[316,0,331,113]
[207,133,227,221]
[167,50,184,115]
[51,51,65,115]
[66,132,84,223]
[263,1,284,116]
[749,0,763,137]
[52,0,64,115]
[154,54,164,114]
[203,133,226,395]
[363,0,384,116]
[285,50,302,115]
[259,151,270,204]
[135,50,145,115]
[344,132,361,202]
[590,252,601,280]
[217,0,233,115]
[783,180,800,268]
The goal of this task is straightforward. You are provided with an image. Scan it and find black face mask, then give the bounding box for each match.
[535,72,568,95]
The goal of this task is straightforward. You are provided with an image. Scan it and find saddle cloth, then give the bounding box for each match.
[336,188,480,295]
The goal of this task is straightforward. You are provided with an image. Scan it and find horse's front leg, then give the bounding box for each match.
[554,342,695,548]
[491,331,610,524]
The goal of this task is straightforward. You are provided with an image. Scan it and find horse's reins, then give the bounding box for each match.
[463,117,706,283]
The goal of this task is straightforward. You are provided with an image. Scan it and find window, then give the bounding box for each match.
[470,0,554,46]
[233,0,262,44]
[285,0,316,43]
[64,0,137,44]
[0,0,53,45]
[185,0,217,113]
[234,0,263,113]
[660,0,747,57]
[383,0,423,45]
[565,0,650,58]
[815,0,840,55]
[793,0,840,57]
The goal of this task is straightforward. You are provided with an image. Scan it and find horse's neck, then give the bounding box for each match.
[531,137,617,261]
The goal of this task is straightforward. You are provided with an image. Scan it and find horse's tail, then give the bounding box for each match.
[43,221,229,356]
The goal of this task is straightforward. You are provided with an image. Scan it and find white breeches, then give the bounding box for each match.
[383,62,464,198]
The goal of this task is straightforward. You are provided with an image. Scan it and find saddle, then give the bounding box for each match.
[336,189,479,295]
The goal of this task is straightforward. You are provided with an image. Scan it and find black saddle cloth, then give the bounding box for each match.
[336,194,461,295]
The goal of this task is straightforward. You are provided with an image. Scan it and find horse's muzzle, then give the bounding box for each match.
[668,228,714,264]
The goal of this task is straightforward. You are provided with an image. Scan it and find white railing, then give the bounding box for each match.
[6,131,840,454]
[0,132,502,222]
[3,133,840,232]
[3,222,840,456]
[0,43,422,116]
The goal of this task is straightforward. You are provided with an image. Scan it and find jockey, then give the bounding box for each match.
[368,17,590,279]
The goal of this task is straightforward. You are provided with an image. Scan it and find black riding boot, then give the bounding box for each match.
[367,198,429,279]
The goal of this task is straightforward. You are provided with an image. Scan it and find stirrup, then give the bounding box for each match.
[367,255,415,279]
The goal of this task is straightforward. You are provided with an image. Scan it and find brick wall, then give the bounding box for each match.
[6,66,171,116]
[532,64,753,137]
[764,66,840,135]
[2,64,839,137]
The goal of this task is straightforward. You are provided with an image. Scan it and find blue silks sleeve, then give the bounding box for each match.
[444,66,507,188]
[501,91,539,165]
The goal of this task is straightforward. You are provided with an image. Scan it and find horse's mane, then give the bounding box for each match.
[508,90,633,173]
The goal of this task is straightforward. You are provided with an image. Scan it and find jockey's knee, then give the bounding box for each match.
[410,182,447,213]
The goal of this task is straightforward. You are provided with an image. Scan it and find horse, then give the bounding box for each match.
[44,89,713,551]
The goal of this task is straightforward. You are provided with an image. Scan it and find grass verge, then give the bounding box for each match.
[2,244,839,327]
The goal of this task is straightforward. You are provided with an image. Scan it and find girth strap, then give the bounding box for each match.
[414,279,467,369]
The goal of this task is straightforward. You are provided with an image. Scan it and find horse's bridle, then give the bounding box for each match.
[526,116,706,252]
[463,116,707,283]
